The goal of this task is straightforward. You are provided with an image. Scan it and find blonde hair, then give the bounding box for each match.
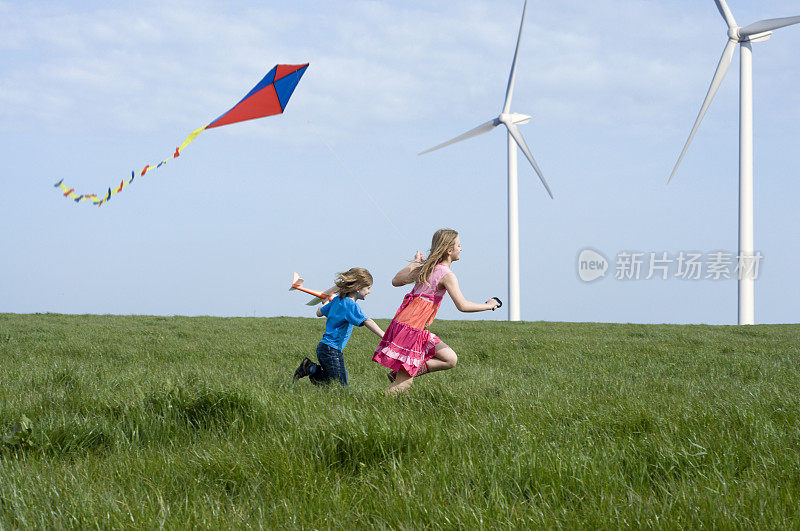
[334,267,373,297]
[413,228,459,285]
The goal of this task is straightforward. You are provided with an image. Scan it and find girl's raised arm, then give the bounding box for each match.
[440,272,499,313]
[391,250,425,286]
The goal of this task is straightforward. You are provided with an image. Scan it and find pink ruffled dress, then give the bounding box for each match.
[372,264,451,377]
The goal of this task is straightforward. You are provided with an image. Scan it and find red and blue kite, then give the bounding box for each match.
[55,63,309,206]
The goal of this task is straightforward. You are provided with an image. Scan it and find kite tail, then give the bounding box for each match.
[53,126,206,206]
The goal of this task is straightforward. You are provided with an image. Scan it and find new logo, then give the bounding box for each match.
[577,249,608,282]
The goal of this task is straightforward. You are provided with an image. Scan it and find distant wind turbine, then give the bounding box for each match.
[669,0,800,325]
[419,0,553,322]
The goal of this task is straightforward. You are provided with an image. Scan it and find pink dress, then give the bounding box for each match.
[372,264,451,377]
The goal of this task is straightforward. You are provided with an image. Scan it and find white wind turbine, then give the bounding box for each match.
[669,0,800,325]
[419,0,553,322]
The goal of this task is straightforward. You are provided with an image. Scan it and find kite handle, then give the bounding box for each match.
[490,297,502,310]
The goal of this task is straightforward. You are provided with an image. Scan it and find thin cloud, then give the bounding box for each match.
[1,0,796,139]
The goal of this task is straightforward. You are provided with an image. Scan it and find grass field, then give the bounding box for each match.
[1,313,799,528]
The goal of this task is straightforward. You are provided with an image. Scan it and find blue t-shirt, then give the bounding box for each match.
[319,296,367,351]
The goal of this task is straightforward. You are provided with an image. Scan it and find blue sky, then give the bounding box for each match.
[1,0,798,324]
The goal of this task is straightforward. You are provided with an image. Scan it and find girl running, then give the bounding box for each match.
[372,229,499,394]
[294,267,384,387]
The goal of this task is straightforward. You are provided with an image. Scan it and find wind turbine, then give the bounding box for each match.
[669,0,800,325]
[419,0,553,322]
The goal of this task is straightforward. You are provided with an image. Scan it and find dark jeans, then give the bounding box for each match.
[310,342,348,387]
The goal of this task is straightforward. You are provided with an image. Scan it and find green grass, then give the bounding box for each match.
[1,313,799,528]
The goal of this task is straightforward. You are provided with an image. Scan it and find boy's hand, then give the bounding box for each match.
[363,319,384,338]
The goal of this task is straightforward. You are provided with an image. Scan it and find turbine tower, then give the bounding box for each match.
[669,0,800,325]
[419,0,553,322]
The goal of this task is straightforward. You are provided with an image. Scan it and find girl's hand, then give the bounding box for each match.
[440,273,498,313]
[393,251,425,287]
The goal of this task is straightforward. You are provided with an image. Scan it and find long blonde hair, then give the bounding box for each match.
[334,267,373,297]
[413,228,459,285]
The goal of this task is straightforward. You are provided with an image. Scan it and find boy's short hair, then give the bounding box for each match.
[335,268,373,297]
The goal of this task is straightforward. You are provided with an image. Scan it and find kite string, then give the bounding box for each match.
[289,69,412,248]
[303,118,412,247]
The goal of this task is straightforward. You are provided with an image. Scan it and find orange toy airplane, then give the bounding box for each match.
[290,272,337,306]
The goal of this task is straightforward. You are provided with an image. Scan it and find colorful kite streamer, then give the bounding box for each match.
[55,63,309,206]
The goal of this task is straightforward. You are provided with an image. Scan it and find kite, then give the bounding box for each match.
[290,272,336,306]
[54,63,309,206]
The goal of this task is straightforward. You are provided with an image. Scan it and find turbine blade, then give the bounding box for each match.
[714,0,737,29]
[505,122,554,199]
[503,0,528,114]
[418,119,499,155]
[739,16,800,37]
[668,39,736,183]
